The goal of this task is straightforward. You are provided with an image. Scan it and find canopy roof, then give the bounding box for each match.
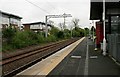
[90,0,120,20]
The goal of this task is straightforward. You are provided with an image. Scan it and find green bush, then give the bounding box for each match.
[64,29,71,39]
[57,31,64,39]
[45,35,57,42]
[2,27,16,38]
[2,27,16,43]
[2,26,75,52]
[50,27,60,37]
[37,34,45,43]
[72,29,79,37]
[10,30,58,49]
[72,27,85,37]
[12,31,31,48]
[2,43,13,52]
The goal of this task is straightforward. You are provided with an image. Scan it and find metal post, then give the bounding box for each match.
[45,16,48,38]
[63,13,66,30]
[94,22,97,51]
[102,0,107,56]
[8,17,11,27]
[19,20,22,30]
[90,23,92,39]
[92,21,94,42]
[89,25,90,37]
[71,27,72,38]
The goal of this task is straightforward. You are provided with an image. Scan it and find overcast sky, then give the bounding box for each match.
[0,0,92,29]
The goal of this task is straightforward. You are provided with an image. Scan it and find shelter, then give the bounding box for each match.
[90,0,120,62]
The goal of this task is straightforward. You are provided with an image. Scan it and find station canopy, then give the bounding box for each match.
[90,0,120,20]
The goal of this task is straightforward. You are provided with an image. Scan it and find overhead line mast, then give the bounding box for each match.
[45,13,72,38]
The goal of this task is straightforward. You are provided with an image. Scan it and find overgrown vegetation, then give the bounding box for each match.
[2,19,90,52]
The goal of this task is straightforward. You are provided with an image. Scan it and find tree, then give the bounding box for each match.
[48,20,54,26]
[58,23,64,31]
[84,28,89,36]
[64,29,71,38]
[71,18,84,37]
[72,18,80,29]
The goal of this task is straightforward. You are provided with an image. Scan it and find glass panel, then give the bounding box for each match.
[118,16,120,34]
[111,16,120,34]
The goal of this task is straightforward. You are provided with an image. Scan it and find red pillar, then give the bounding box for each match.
[96,21,104,48]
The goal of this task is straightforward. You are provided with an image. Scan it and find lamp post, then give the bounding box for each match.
[102,0,107,56]
[63,13,66,30]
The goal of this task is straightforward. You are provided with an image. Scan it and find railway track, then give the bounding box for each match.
[1,38,80,77]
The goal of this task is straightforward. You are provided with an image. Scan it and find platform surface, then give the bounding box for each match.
[48,38,120,76]
[17,37,85,76]
[17,37,120,77]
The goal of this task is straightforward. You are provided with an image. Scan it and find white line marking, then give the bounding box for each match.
[90,56,98,59]
[84,40,89,76]
[71,56,81,59]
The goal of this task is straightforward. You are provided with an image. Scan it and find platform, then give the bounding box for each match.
[17,37,120,77]
[17,37,85,76]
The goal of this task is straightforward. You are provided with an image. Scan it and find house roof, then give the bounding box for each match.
[1,11,22,19]
[23,22,52,27]
[90,0,120,20]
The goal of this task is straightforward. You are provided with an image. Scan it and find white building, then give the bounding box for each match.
[0,11,22,30]
[23,22,52,32]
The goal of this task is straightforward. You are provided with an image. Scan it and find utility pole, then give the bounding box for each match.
[70,26,73,38]
[63,13,66,30]
[45,16,48,38]
[102,0,107,56]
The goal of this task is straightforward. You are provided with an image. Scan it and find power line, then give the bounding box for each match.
[46,0,56,10]
[24,0,50,14]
